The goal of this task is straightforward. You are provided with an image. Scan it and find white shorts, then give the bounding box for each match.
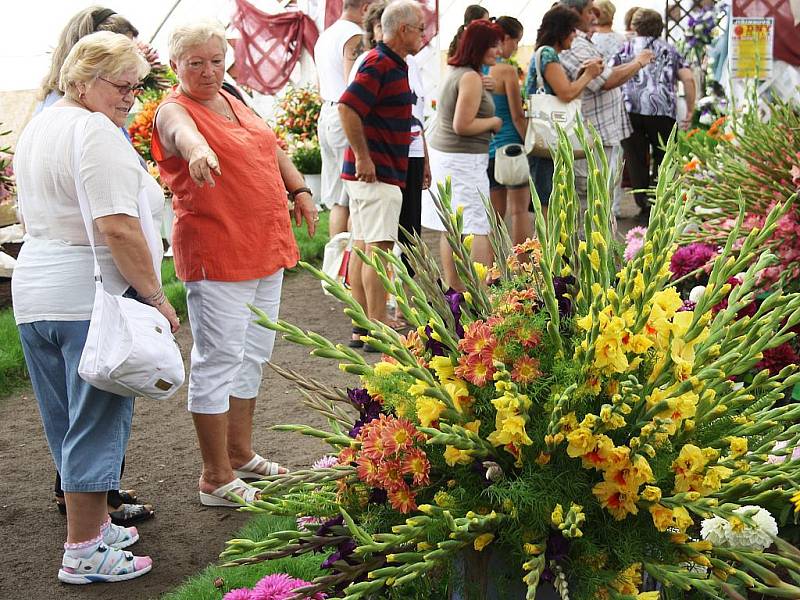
[422,148,490,235]
[344,180,402,244]
[185,271,283,414]
[319,102,349,209]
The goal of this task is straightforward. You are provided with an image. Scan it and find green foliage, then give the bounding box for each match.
[161,515,324,600]
[0,307,26,398]
[291,141,322,174]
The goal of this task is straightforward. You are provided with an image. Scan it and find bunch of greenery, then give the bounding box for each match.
[678,95,800,290]
[221,125,800,600]
[291,140,322,175]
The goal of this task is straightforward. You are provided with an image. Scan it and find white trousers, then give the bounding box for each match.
[185,270,283,414]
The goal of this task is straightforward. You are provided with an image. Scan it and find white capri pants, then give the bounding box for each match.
[422,148,491,235]
[185,270,283,414]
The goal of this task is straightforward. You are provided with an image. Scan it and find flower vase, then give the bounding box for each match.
[304,173,322,208]
[450,548,560,600]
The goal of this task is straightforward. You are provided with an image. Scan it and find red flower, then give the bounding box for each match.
[401,448,430,486]
[388,485,418,513]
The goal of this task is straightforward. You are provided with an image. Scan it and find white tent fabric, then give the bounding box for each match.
[2,0,665,93]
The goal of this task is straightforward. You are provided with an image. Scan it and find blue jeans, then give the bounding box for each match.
[529,155,554,206]
[18,320,133,492]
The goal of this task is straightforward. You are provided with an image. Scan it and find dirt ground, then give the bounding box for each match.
[0,270,354,600]
[0,203,642,600]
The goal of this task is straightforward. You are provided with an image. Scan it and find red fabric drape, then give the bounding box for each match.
[733,0,800,65]
[232,0,320,94]
[324,0,439,48]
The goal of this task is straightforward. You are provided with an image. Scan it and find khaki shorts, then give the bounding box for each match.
[344,180,402,244]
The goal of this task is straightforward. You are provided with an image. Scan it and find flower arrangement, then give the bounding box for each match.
[679,7,719,66]
[679,96,800,291]
[221,126,800,599]
[272,85,322,145]
[0,124,14,202]
[128,89,168,164]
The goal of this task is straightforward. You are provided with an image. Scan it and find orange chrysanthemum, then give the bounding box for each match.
[376,459,406,492]
[512,356,541,384]
[402,448,430,486]
[388,485,418,513]
[456,353,496,386]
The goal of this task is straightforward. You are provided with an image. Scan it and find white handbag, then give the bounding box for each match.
[524,47,584,158]
[72,116,185,400]
[494,143,529,186]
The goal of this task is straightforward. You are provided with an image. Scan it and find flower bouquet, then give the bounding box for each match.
[272,85,322,146]
[221,127,800,600]
[679,96,800,291]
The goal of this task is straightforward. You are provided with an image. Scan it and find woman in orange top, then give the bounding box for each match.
[152,19,317,506]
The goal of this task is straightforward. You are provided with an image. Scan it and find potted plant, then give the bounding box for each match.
[291,140,322,204]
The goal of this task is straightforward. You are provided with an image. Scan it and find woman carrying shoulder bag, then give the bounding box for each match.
[13,31,178,584]
[525,6,603,205]
[487,16,532,245]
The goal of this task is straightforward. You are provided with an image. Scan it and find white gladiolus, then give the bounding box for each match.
[701,506,778,551]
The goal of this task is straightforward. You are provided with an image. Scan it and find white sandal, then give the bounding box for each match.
[199,478,260,507]
[233,453,288,480]
[58,544,152,584]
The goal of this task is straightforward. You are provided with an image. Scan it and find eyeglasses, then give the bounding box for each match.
[406,24,426,34]
[98,77,145,96]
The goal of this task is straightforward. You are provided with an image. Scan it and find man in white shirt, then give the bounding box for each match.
[315,0,374,237]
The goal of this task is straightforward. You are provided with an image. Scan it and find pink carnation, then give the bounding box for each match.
[623,226,647,261]
[670,243,718,279]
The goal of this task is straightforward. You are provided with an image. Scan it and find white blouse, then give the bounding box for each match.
[12,107,164,324]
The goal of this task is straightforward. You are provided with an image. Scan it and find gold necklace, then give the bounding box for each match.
[181,86,234,121]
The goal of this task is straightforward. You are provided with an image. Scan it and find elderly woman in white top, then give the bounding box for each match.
[13,31,178,584]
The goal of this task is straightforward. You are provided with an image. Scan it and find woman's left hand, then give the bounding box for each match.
[423,160,432,190]
[294,192,318,237]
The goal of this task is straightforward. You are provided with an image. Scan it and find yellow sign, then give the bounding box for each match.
[729,17,774,79]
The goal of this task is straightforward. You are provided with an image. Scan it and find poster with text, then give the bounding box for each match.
[730,17,775,79]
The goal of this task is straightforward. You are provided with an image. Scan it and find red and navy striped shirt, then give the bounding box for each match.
[339,42,414,188]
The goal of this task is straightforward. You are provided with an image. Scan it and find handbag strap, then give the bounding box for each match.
[71,114,162,286]
[533,47,547,94]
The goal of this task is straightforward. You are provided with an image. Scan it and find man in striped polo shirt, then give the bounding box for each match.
[338,0,424,332]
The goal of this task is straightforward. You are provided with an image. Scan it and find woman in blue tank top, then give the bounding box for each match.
[486,17,531,245]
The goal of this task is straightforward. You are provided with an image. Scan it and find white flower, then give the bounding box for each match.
[700,506,777,551]
[689,286,706,303]
[699,111,715,125]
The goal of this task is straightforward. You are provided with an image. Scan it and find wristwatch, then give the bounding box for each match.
[288,187,312,200]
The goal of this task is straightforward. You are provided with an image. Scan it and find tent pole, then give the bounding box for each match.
[149,0,184,44]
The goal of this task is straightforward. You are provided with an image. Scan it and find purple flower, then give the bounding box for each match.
[552,275,575,316]
[316,515,344,537]
[545,531,570,562]
[346,388,382,438]
[321,538,357,569]
[425,288,465,355]
[670,243,717,279]
[677,300,696,312]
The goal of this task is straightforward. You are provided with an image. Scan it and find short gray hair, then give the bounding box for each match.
[168,18,226,62]
[381,0,422,37]
[560,0,592,12]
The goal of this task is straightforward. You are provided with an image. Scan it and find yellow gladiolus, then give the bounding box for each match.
[474,533,495,551]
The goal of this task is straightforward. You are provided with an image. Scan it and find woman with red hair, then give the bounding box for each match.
[422,19,503,290]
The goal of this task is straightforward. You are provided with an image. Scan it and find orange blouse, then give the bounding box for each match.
[152,89,299,282]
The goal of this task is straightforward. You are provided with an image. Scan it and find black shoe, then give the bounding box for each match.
[348,326,368,348]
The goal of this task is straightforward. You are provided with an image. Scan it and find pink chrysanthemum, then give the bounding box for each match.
[251,573,324,600]
[223,589,253,600]
[312,455,339,469]
[623,226,647,262]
